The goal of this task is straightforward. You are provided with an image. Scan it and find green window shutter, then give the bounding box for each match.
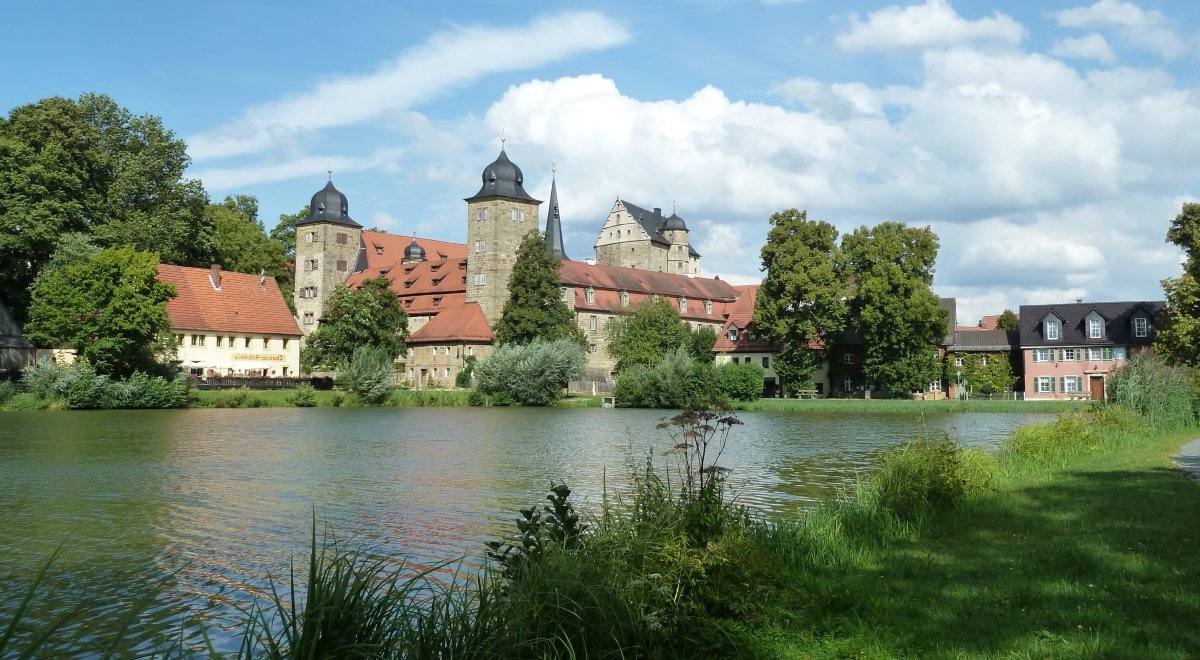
[1058,376,1064,393]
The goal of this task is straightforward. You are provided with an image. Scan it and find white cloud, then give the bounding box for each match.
[186,11,630,161]
[835,0,1026,53]
[1050,0,1188,59]
[1050,33,1117,63]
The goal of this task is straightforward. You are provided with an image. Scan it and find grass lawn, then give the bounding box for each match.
[759,427,1200,658]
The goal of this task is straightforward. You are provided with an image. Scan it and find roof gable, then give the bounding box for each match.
[157,265,301,336]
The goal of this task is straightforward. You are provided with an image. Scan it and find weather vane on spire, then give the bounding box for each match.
[500,132,507,150]
[552,159,557,177]
[327,161,333,181]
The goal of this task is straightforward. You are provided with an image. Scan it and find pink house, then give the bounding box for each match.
[1019,301,1162,400]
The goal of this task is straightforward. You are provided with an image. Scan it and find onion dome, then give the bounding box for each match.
[403,236,426,262]
[298,179,361,227]
[465,148,539,203]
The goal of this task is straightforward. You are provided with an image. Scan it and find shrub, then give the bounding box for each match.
[858,434,969,522]
[455,355,476,388]
[21,360,76,401]
[474,339,585,406]
[340,346,396,405]
[290,383,317,407]
[213,387,250,408]
[613,347,722,408]
[0,380,15,405]
[715,362,764,402]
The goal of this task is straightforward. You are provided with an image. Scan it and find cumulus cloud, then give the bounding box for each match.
[1050,33,1117,63]
[1050,0,1189,59]
[186,11,630,161]
[835,0,1026,53]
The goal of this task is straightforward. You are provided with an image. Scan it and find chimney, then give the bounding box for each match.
[653,207,662,217]
[1075,298,1082,304]
[210,264,222,290]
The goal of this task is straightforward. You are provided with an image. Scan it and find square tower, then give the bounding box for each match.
[294,179,363,334]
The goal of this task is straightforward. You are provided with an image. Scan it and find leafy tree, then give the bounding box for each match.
[995,309,1020,331]
[945,353,1016,395]
[0,93,214,322]
[753,209,848,390]
[689,325,718,363]
[473,338,586,406]
[607,298,693,373]
[210,195,288,277]
[301,277,408,372]
[270,207,307,260]
[841,222,947,396]
[493,230,585,347]
[24,246,176,377]
[1157,203,1200,366]
[715,361,765,402]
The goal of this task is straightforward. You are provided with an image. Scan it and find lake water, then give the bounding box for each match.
[0,407,1049,654]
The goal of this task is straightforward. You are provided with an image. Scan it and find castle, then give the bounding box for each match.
[294,147,743,386]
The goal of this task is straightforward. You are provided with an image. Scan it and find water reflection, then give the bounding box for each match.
[0,406,1049,652]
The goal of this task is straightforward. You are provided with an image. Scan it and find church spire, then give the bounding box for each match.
[544,161,568,260]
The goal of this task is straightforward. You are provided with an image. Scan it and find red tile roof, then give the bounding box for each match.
[559,260,740,302]
[407,303,493,344]
[360,231,466,271]
[157,264,301,336]
[710,285,821,353]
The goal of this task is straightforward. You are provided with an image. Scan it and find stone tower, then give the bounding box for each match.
[465,147,542,325]
[661,211,691,275]
[294,177,363,335]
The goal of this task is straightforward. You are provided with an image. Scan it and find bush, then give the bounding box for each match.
[715,362,764,402]
[22,360,76,400]
[340,346,396,405]
[0,380,15,405]
[455,355,476,388]
[20,361,187,409]
[290,383,317,407]
[473,339,585,406]
[613,347,722,409]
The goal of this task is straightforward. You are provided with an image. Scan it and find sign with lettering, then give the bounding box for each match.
[231,353,286,362]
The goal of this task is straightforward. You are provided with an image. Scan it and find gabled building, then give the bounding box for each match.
[158,264,302,377]
[594,199,701,275]
[710,284,827,397]
[1019,300,1162,400]
[945,329,1021,398]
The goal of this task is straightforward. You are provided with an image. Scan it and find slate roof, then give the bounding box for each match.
[1018,301,1164,347]
[157,265,302,336]
[618,201,701,258]
[465,149,540,203]
[407,303,493,344]
[950,329,1018,352]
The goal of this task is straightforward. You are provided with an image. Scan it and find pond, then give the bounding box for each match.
[0,407,1049,654]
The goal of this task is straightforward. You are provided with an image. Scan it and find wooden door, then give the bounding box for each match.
[1089,376,1104,401]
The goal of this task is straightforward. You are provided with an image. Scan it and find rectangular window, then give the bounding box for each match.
[474,240,486,253]
[1046,319,1061,341]
[466,346,473,356]
[842,353,854,365]
[474,273,486,286]
[589,315,597,331]
[678,298,687,313]
[704,300,712,315]
[216,336,223,347]
[191,334,204,346]
[1113,347,1127,360]
[1062,376,1082,393]
[1134,317,1148,337]
[1088,317,1102,339]
[511,208,525,222]
[586,288,595,305]
[304,232,314,243]
[443,347,450,355]
[1032,348,1053,362]
[981,355,989,366]
[303,312,314,325]
[1035,376,1054,393]
[336,260,347,272]
[929,381,941,392]
[731,357,739,365]
[1060,348,1077,362]
[476,208,487,220]
[262,338,270,350]
[444,368,451,379]
[843,376,854,391]
[588,343,597,353]
[337,232,347,245]
[762,356,770,368]
[307,259,319,271]
[954,356,963,367]
[1087,347,1104,361]
[282,339,289,350]
[728,328,739,341]
[620,291,629,307]
[245,338,252,348]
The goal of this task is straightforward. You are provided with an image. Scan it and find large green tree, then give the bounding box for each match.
[607,298,694,373]
[1157,202,1200,365]
[270,207,307,261]
[841,222,947,396]
[0,93,214,322]
[753,209,848,389]
[995,309,1020,331]
[25,246,176,377]
[210,195,288,277]
[493,230,585,347]
[301,277,408,372]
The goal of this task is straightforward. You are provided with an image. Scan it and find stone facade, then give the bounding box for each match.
[294,180,364,334]
[404,342,492,388]
[465,195,541,325]
[593,200,700,275]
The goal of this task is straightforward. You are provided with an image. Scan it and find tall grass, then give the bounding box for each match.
[1106,351,1198,431]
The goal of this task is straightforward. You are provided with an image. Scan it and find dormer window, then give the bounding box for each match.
[1134,316,1148,338]
[1088,316,1103,339]
[433,297,442,307]
[375,246,383,255]
[586,288,595,305]
[1045,318,1061,341]
[728,327,739,341]
[704,300,712,315]
[678,297,687,313]
[620,291,629,307]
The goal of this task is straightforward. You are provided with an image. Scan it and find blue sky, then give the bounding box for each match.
[3,0,1199,324]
